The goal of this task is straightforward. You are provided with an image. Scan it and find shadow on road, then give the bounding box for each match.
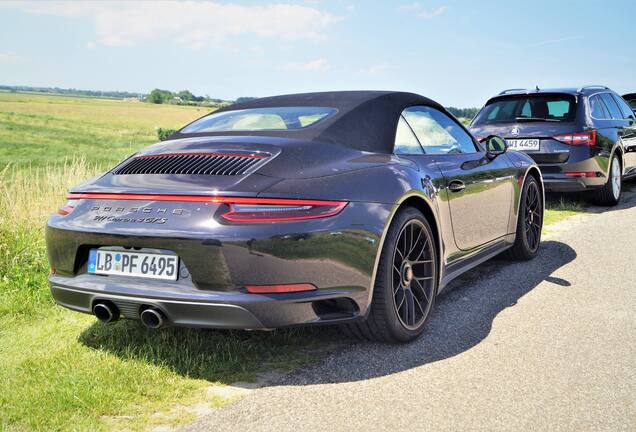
[268,239,577,385]
[79,240,576,385]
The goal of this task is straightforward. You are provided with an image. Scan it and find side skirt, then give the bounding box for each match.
[439,235,514,292]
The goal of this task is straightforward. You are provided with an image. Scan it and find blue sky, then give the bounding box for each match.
[1,0,634,107]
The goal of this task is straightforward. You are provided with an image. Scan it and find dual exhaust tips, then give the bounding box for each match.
[92,302,166,329]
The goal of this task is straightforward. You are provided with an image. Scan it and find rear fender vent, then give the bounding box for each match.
[113,153,269,176]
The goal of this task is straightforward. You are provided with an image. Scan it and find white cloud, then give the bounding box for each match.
[360,63,391,76]
[0,51,22,63]
[3,1,341,48]
[397,3,448,19]
[283,58,331,72]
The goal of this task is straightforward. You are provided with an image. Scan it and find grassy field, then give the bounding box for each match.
[0,92,586,430]
[0,91,208,167]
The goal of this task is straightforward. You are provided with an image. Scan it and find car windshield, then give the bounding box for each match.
[180,106,337,133]
[472,94,576,125]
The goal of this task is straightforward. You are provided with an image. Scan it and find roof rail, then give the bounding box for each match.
[498,88,526,95]
[578,85,609,92]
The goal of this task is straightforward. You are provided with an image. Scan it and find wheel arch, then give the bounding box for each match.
[364,191,444,315]
[512,165,544,239]
[612,145,624,174]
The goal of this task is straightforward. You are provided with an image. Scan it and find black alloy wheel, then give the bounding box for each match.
[508,176,543,260]
[348,207,438,343]
[391,219,436,330]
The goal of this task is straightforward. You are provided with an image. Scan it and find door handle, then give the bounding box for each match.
[448,180,465,192]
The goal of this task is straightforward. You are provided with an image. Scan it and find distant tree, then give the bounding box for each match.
[235,97,257,104]
[146,88,173,104]
[177,90,194,102]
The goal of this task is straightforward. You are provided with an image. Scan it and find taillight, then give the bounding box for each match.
[58,199,79,216]
[553,130,596,146]
[221,199,347,223]
[63,193,348,223]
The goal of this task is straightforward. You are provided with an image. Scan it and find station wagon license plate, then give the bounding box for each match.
[88,249,178,281]
[506,138,540,151]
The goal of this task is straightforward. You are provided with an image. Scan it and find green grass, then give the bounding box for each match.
[0,92,208,167]
[544,196,585,226]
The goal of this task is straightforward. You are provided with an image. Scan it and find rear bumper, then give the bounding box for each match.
[542,175,605,192]
[537,155,610,193]
[49,276,364,329]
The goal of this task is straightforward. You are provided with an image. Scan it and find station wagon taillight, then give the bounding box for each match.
[553,130,597,146]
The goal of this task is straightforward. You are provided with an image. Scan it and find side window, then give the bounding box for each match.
[599,93,623,120]
[402,106,478,154]
[611,94,635,120]
[590,95,610,119]
[394,116,424,154]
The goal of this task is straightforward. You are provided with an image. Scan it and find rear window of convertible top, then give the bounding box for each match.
[180,107,337,133]
[472,94,577,125]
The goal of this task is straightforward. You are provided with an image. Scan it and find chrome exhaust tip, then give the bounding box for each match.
[140,308,165,329]
[93,302,119,323]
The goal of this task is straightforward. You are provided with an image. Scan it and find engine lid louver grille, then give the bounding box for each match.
[112,153,268,176]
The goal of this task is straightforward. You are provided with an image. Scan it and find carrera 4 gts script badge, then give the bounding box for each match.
[92,215,168,224]
[89,205,192,225]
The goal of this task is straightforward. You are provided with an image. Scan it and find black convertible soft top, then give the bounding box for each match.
[174,91,446,154]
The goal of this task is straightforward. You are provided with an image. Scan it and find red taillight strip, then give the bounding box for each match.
[135,153,267,159]
[245,283,317,294]
[66,193,345,207]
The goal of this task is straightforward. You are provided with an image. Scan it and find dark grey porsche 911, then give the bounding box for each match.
[46,91,544,342]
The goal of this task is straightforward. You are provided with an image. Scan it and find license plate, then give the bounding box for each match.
[506,138,540,151]
[88,249,179,281]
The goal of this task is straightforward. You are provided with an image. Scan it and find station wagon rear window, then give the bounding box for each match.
[473,94,576,125]
[180,107,337,133]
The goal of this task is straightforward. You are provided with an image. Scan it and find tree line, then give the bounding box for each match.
[0,84,480,118]
[446,107,479,119]
[0,85,143,99]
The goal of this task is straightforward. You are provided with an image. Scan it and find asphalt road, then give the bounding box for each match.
[184,188,636,432]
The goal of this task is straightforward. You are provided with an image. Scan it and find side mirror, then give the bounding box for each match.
[485,135,507,159]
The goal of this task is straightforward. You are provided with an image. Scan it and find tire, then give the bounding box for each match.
[507,175,543,261]
[592,155,622,206]
[348,207,438,343]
